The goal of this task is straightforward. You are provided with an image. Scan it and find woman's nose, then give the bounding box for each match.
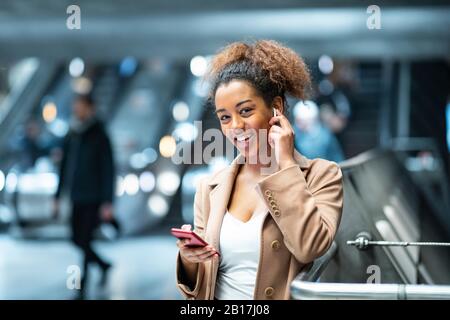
[230,115,244,130]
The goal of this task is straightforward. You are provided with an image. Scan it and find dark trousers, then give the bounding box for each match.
[71,203,109,288]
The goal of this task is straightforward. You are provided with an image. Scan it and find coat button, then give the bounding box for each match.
[265,190,272,196]
[264,287,274,297]
[271,240,280,250]
[273,210,281,217]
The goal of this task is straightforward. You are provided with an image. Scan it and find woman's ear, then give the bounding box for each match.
[271,96,284,115]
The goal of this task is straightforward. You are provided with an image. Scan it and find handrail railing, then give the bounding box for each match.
[0,60,57,151]
[291,281,450,300]
[291,241,450,300]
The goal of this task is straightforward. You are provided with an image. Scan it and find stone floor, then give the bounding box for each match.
[0,233,183,300]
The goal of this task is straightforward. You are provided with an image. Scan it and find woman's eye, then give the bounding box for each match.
[219,115,230,121]
[240,108,252,115]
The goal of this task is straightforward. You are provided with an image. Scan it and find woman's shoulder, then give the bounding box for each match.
[303,157,343,184]
[308,157,341,170]
[294,150,341,174]
[192,170,218,193]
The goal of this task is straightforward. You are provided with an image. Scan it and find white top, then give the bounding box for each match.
[214,208,268,300]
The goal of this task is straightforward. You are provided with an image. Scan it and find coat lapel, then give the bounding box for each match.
[204,150,309,249]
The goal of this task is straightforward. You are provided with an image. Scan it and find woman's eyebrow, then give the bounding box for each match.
[214,99,253,114]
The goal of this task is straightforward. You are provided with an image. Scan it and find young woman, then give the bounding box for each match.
[176,40,344,300]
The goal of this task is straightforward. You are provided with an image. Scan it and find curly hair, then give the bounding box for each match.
[205,40,311,113]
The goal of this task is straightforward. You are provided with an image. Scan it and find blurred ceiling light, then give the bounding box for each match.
[0,170,5,192]
[116,176,124,197]
[34,158,54,174]
[139,171,155,193]
[182,169,209,192]
[159,135,177,158]
[293,100,319,121]
[69,57,85,77]
[5,172,18,193]
[318,79,334,95]
[0,205,13,224]
[119,57,138,77]
[142,148,158,164]
[157,171,180,196]
[123,174,139,195]
[190,56,207,77]
[193,78,209,97]
[129,153,148,170]
[42,101,57,123]
[47,118,69,138]
[172,101,190,122]
[71,77,92,94]
[318,55,334,75]
[172,122,198,142]
[208,157,230,174]
[147,194,169,217]
[17,173,58,194]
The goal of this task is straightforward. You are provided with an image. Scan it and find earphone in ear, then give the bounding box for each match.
[272,108,281,126]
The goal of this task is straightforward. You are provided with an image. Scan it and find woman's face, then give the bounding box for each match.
[214,80,279,160]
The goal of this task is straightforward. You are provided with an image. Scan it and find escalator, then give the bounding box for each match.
[0,61,136,238]
[0,59,59,231]
[1,57,210,239]
[109,61,208,235]
[291,149,450,299]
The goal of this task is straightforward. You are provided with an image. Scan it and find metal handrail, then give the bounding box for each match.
[347,232,450,249]
[291,241,450,300]
[291,282,450,300]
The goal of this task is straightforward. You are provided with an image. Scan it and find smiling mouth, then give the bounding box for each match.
[233,134,257,149]
[234,135,252,143]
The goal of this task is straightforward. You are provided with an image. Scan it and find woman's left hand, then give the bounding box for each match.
[268,109,297,170]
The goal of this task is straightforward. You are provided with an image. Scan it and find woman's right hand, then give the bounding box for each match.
[177,224,219,263]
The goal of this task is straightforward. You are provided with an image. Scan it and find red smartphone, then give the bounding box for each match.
[171,228,208,247]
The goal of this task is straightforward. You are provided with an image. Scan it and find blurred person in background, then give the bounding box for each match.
[315,60,354,149]
[20,119,46,168]
[53,94,115,299]
[9,118,54,171]
[293,100,345,163]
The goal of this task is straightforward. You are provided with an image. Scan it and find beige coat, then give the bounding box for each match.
[176,150,344,300]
